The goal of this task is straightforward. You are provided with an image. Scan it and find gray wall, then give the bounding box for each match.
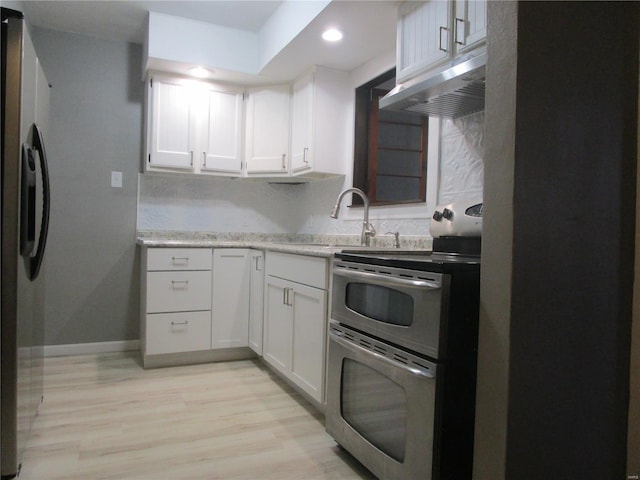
[30,27,142,345]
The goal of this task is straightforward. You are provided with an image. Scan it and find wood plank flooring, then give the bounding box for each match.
[18,352,377,480]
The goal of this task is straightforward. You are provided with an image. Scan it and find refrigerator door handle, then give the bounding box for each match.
[20,144,37,257]
[28,123,50,281]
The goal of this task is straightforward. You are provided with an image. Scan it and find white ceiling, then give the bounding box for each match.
[18,0,398,83]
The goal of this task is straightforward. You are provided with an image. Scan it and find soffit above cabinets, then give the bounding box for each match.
[22,0,398,86]
[21,1,283,43]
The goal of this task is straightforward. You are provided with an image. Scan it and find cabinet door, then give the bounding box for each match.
[201,86,243,175]
[263,276,292,374]
[249,251,264,355]
[396,1,451,83]
[149,77,194,170]
[454,0,487,53]
[290,72,314,174]
[291,283,327,404]
[212,249,250,349]
[245,85,290,175]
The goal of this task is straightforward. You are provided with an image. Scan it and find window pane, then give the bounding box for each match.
[376,176,422,202]
[377,123,423,150]
[345,283,414,326]
[378,149,423,177]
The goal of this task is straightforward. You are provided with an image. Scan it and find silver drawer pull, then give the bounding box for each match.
[171,280,189,288]
[170,321,189,326]
[171,256,189,265]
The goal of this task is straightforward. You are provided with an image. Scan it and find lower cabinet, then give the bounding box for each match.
[140,247,329,408]
[263,252,328,405]
[248,251,265,355]
[212,249,251,349]
[145,311,212,355]
[141,247,261,368]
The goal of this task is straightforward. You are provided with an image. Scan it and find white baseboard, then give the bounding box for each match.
[44,340,140,357]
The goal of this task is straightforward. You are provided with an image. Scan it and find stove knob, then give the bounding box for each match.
[442,208,453,220]
[432,210,443,221]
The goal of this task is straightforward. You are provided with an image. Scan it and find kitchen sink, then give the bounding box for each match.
[272,242,414,252]
[273,242,356,248]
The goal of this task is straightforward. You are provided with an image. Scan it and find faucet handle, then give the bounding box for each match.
[386,231,400,248]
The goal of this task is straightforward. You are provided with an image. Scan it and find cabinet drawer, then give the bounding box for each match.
[266,251,327,289]
[145,311,211,355]
[146,271,212,313]
[147,248,212,271]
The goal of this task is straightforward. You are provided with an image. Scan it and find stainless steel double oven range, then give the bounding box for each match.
[326,238,481,480]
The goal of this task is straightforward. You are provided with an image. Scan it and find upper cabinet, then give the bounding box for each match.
[146,73,243,175]
[289,66,350,179]
[144,66,349,181]
[244,85,291,176]
[396,0,486,83]
[455,0,487,52]
[200,84,244,175]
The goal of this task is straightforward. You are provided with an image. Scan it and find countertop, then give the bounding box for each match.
[136,231,432,258]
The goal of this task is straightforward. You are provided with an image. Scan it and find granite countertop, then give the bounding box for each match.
[136,231,432,258]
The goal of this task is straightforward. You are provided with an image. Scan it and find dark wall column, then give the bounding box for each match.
[507,2,638,479]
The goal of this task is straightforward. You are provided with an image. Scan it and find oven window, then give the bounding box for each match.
[341,358,407,462]
[345,283,413,326]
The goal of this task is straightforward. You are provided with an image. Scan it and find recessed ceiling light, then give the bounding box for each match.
[188,66,211,78]
[322,28,343,42]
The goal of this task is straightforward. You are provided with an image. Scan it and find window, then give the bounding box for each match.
[353,69,428,206]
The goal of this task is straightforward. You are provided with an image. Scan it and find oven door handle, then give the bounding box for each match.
[330,330,435,379]
[333,268,441,290]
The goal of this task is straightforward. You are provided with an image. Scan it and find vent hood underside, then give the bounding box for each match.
[379,52,486,119]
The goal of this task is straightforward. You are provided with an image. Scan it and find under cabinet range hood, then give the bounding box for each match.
[380,52,487,119]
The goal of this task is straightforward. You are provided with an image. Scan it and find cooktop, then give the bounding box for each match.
[335,237,481,273]
[335,250,480,273]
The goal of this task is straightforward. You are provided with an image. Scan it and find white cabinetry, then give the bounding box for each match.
[200,84,244,175]
[141,247,260,368]
[263,252,328,405]
[455,0,487,52]
[396,0,486,83]
[146,73,243,175]
[244,85,290,175]
[249,251,265,355]
[289,66,350,178]
[211,249,250,349]
[142,248,213,360]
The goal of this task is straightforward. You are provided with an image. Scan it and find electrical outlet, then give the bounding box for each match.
[111,171,123,188]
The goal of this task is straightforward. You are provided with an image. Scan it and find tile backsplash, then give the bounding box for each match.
[438,111,484,205]
[138,112,484,237]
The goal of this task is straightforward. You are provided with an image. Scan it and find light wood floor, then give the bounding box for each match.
[19,352,377,480]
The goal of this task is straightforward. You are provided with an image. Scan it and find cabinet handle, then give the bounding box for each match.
[171,321,189,326]
[190,151,194,166]
[284,287,294,306]
[281,153,287,170]
[455,18,466,45]
[283,287,294,306]
[171,280,189,289]
[439,26,449,52]
[171,256,189,265]
[303,147,309,164]
[202,151,207,167]
[254,256,262,271]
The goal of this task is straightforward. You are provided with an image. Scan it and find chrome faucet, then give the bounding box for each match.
[330,187,376,246]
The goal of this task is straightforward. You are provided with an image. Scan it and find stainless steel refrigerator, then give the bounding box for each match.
[1,7,51,479]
